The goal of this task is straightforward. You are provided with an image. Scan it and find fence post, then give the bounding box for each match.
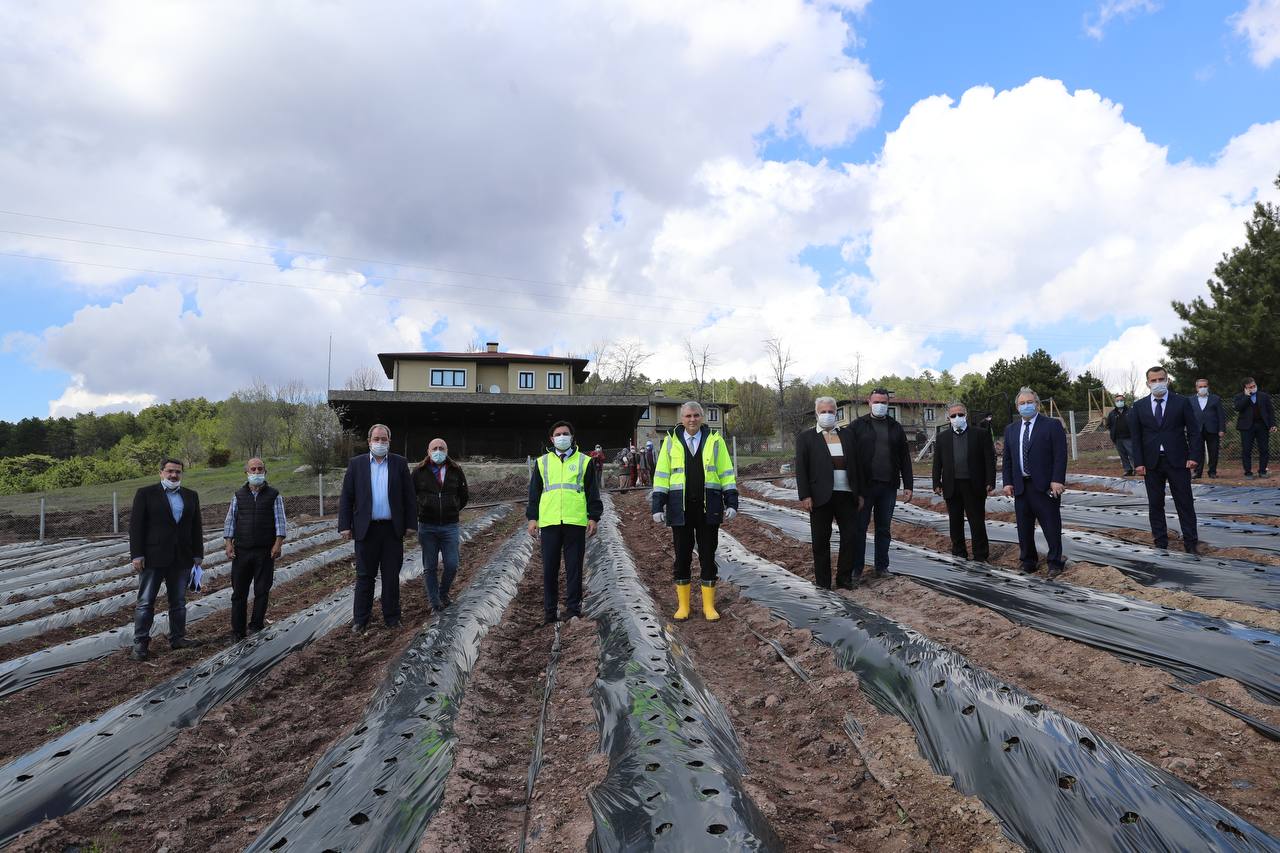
[38,497,46,544]
[318,473,324,517]
[112,491,119,534]
[1069,410,1079,461]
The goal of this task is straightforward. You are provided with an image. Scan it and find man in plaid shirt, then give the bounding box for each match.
[223,457,287,640]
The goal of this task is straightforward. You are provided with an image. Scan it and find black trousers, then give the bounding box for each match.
[1144,454,1198,551]
[1242,425,1271,474]
[353,520,404,625]
[1013,484,1064,570]
[132,563,190,644]
[809,491,859,587]
[945,478,990,561]
[673,507,719,584]
[1197,431,1220,476]
[541,523,586,618]
[230,546,275,636]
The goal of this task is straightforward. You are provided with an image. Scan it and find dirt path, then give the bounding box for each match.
[6,514,523,853]
[723,514,1280,835]
[616,493,1017,852]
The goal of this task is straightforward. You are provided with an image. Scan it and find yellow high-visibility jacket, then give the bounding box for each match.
[651,426,737,526]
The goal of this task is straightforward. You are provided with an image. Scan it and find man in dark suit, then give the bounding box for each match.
[795,396,863,589]
[1001,388,1068,578]
[1233,377,1276,479]
[1190,378,1226,479]
[850,388,914,580]
[339,423,418,633]
[128,457,204,660]
[1128,366,1201,553]
[932,402,996,562]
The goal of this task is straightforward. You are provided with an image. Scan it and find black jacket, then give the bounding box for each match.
[1105,406,1132,441]
[412,462,469,525]
[850,414,913,490]
[338,453,418,540]
[932,426,996,498]
[1234,390,1275,431]
[129,483,204,569]
[1189,393,1226,434]
[1128,394,1203,469]
[794,426,861,507]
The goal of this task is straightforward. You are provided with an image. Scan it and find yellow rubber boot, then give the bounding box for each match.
[673,583,692,621]
[700,583,721,622]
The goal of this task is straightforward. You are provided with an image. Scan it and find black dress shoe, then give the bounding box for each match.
[1046,566,1064,579]
[873,568,891,580]
[385,618,403,629]
[130,644,149,661]
[351,622,368,635]
[563,609,582,620]
[168,637,203,649]
[1185,544,1201,556]
[542,613,560,626]
[229,632,247,642]
[835,579,856,590]
[815,581,832,590]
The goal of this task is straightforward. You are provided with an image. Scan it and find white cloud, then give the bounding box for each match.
[1234,0,1280,67]
[1084,0,1160,40]
[1078,324,1169,395]
[948,334,1029,378]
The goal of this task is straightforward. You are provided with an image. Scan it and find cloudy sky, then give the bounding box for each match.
[2,0,1279,420]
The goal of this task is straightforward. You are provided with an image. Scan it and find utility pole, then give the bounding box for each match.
[326,334,333,393]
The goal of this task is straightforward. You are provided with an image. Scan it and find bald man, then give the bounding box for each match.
[223,457,287,641]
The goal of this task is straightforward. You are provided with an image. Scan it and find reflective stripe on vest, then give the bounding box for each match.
[537,451,589,527]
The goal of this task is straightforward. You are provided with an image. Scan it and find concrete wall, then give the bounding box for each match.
[505,363,572,395]
[395,359,477,392]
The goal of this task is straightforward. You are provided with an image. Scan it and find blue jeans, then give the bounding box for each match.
[853,481,898,573]
[419,522,461,607]
[133,563,191,644]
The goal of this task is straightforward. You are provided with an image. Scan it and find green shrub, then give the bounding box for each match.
[206,446,232,467]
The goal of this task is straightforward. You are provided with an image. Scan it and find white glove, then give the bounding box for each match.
[188,564,203,592]
[723,507,737,521]
[652,512,666,524]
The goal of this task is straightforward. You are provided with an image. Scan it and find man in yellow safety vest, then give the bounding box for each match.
[527,420,602,626]
[651,401,738,621]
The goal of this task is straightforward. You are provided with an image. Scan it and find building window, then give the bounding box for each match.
[923,407,936,423]
[836,406,844,421]
[887,406,898,421]
[708,408,718,422]
[546,371,564,390]
[639,406,651,420]
[518,371,534,390]
[430,368,466,388]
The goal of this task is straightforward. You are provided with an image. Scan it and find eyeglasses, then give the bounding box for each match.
[948,413,965,419]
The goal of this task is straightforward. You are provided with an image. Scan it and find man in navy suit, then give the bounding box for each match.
[1233,377,1276,479]
[1001,387,1068,578]
[1128,366,1200,554]
[1190,378,1225,479]
[339,423,418,632]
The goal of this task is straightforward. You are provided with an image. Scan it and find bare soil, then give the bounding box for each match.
[722,513,1280,835]
[10,511,523,853]
[616,493,1018,852]
[416,543,606,853]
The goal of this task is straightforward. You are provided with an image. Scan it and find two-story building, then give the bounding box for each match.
[632,389,735,449]
[327,343,650,458]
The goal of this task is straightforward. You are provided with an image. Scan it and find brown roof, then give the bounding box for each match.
[378,351,590,382]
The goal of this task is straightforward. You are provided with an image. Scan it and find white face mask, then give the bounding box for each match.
[870,403,888,418]
[369,441,390,457]
[1197,387,1208,397]
[162,478,181,491]
[950,416,967,432]
[552,434,573,452]
[1148,381,1168,397]
[816,412,837,430]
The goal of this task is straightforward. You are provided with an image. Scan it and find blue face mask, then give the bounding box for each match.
[430,450,447,465]
[1018,402,1037,418]
[247,473,266,487]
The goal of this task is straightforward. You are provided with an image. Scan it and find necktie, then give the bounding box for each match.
[1155,398,1164,426]
[1021,421,1031,476]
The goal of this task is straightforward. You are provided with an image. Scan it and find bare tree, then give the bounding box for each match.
[297,400,347,474]
[225,380,278,458]
[844,351,863,419]
[582,339,613,395]
[763,337,793,441]
[274,379,309,451]
[464,339,485,353]
[683,337,716,403]
[590,339,651,395]
[344,365,386,391]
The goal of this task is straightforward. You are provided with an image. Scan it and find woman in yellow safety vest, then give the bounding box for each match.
[650,401,738,622]
[527,420,601,626]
